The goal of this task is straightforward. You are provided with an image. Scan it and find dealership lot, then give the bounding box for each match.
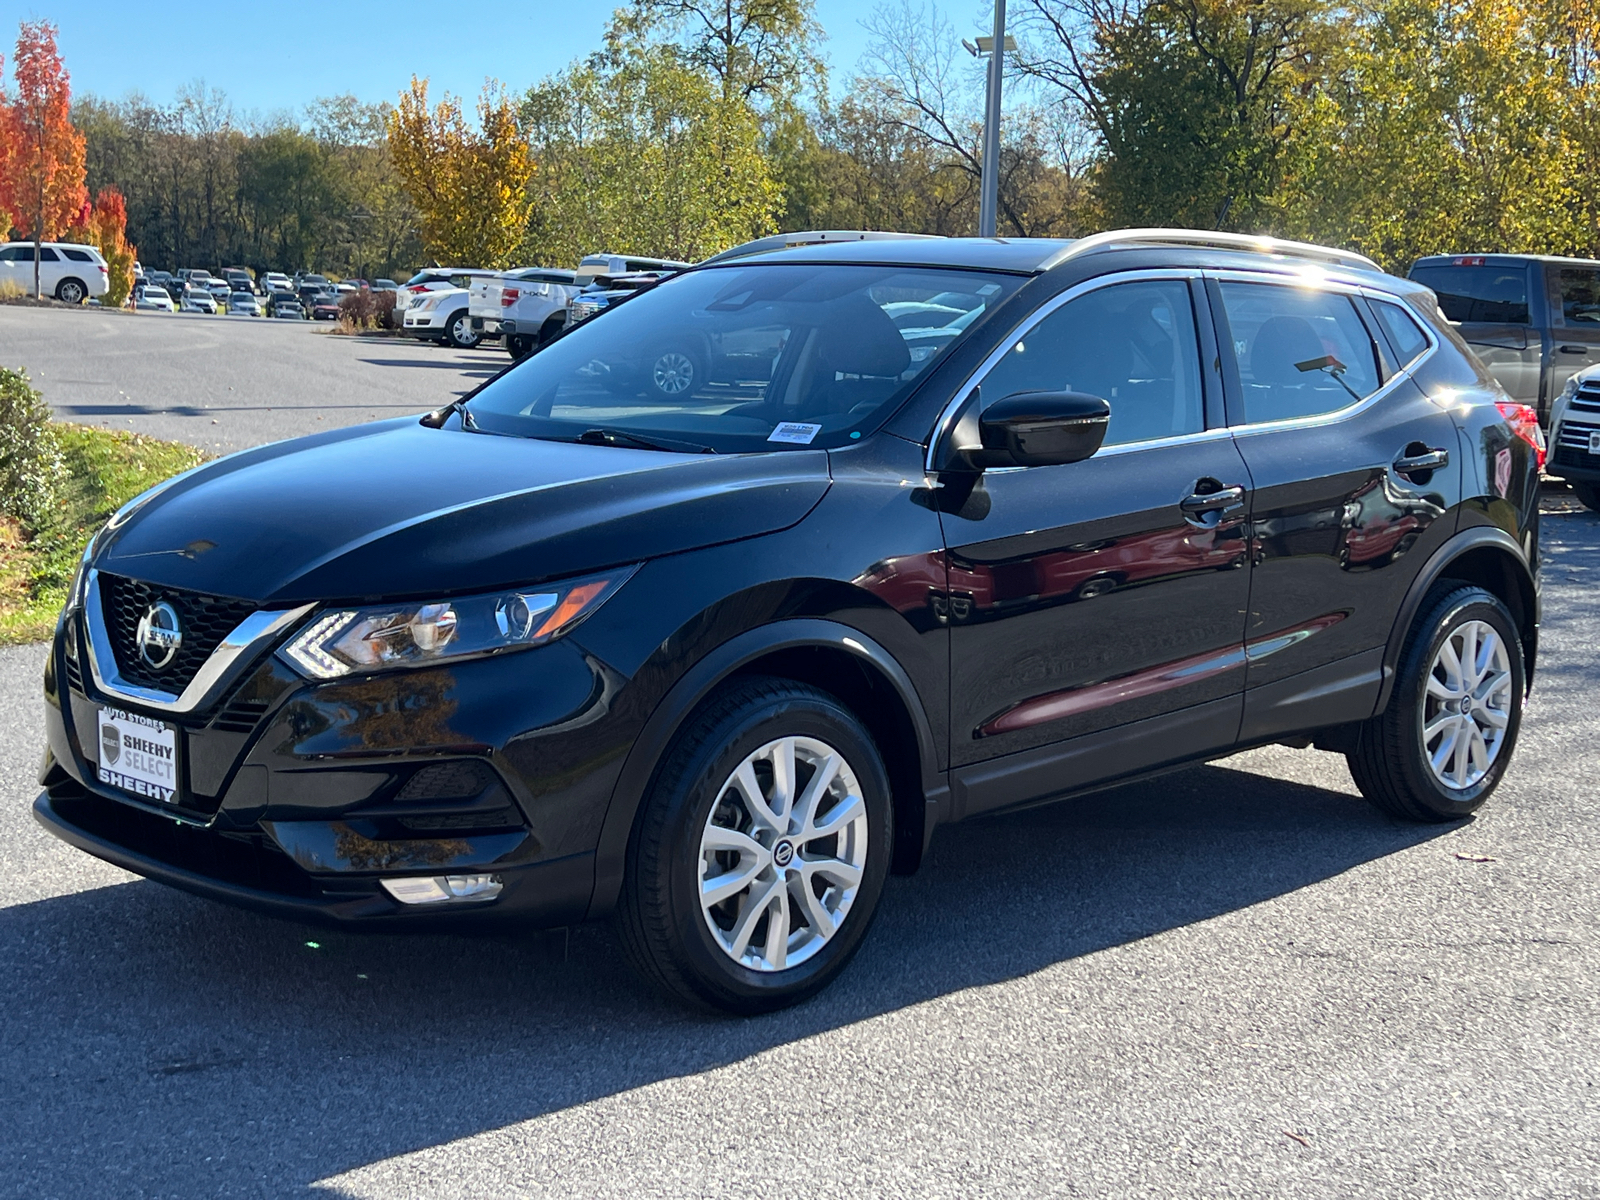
[0,304,502,453]
[2,307,1598,1196]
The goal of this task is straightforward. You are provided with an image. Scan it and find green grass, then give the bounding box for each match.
[0,425,206,645]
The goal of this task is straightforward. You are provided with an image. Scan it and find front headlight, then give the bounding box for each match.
[280,565,637,680]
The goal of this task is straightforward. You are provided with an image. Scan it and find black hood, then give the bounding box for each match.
[93,419,831,604]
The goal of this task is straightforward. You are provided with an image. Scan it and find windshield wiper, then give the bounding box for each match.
[577,428,715,454]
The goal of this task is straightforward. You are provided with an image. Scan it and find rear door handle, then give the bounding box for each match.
[1179,483,1246,526]
[1394,448,1449,477]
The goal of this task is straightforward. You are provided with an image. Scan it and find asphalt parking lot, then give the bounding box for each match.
[0,304,505,453]
[1,308,1598,1197]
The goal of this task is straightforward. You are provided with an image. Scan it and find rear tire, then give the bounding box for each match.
[56,278,86,305]
[1572,481,1600,512]
[1346,585,1524,821]
[616,677,892,1014]
[506,334,534,361]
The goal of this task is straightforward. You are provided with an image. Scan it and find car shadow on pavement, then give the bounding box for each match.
[0,760,1451,1196]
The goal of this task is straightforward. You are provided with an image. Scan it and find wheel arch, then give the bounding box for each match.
[586,619,946,921]
[1375,526,1539,714]
[56,275,87,302]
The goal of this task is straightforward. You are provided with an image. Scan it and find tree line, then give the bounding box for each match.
[18,0,1600,282]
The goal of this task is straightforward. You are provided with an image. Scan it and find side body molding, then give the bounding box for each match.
[585,618,947,919]
[1373,525,1539,715]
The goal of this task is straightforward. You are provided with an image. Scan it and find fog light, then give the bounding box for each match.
[381,874,503,905]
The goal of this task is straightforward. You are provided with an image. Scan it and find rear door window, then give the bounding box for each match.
[37,247,59,262]
[1408,263,1529,324]
[1557,268,1600,326]
[1371,300,1431,368]
[1218,282,1382,425]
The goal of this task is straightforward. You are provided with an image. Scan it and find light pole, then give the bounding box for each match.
[964,3,1015,239]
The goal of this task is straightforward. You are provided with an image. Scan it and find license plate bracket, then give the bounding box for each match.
[95,706,180,805]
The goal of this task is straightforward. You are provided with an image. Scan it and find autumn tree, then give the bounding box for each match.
[386,79,533,267]
[5,21,88,295]
[1281,0,1589,268]
[824,2,1095,238]
[622,0,827,105]
[1012,0,1327,231]
[521,21,779,264]
[71,187,137,306]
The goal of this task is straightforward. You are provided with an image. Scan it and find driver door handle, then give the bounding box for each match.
[1394,448,1449,477]
[1179,483,1246,526]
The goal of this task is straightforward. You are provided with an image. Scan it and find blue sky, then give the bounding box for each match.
[0,1,987,120]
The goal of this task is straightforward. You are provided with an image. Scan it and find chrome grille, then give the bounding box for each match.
[1555,416,1600,451]
[98,574,256,693]
[1570,383,1600,414]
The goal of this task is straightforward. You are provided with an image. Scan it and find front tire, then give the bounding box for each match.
[616,677,893,1014]
[1347,585,1524,821]
[446,311,480,349]
[1572,481,1600,512]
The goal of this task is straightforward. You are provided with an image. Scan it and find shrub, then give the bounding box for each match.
[339,289,377,326]
[0,367,63,528]
[375,289,398,329]
[0,280,26,301]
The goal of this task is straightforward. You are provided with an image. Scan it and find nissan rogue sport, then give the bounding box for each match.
[37,229,1542,1013]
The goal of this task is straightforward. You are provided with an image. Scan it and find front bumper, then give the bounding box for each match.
[35,786,592,929]
[1548,441,1600,483]
[39,612,624,928]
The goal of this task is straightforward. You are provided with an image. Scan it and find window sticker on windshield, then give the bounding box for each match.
[768,422,822,445]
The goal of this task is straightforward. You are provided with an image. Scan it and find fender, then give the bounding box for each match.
[1373,525,1539,714]
[585,618,947,920]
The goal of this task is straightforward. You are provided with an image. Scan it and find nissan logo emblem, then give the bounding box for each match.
[135,601,183,670]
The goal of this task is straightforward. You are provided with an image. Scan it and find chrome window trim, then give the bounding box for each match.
[1208,271,1442,439]
[923,268,1209,471]
[82,569,313,715]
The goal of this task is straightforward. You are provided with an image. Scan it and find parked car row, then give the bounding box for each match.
[443,253,690,356]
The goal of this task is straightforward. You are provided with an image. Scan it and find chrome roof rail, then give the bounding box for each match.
[1037,228,1382,274]
[700,229,944,266]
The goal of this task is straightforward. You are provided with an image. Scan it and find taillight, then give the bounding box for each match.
[408,284,428,293]
[1496,401,1547,471]
[501,287,519,307]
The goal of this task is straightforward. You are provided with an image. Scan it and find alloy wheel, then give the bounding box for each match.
[1421,618,1513,790]
[58,281,84,305]
[652,351,695,396]
[698,735,868,972]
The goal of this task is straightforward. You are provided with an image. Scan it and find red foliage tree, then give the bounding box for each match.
[4,21,87,296]
[69,187,137,306]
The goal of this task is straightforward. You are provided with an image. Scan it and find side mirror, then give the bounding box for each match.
[964,391,1111,469]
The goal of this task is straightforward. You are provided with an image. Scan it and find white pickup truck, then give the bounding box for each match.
[469,267,580,359]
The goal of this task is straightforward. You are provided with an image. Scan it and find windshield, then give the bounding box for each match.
[465,263,1022,452]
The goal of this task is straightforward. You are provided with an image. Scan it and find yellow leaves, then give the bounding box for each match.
[523,46,777,266]
[1279,0,1597,268]
[385,77,533,268]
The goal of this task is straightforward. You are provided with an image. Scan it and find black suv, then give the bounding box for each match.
[38,229,1541,1013]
